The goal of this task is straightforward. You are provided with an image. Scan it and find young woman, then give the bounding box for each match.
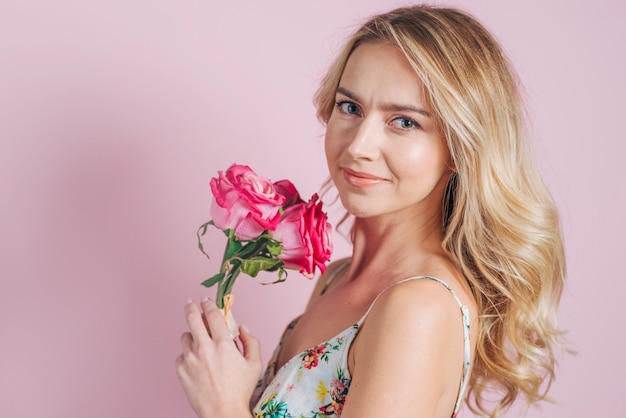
[176,6,565,418]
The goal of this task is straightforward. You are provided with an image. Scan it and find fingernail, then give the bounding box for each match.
[186,298,193,305]
[201,296,209,303]
[241,324,250,333]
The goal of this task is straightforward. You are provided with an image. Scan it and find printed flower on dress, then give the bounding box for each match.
[318,400,343,416]
[256,393,291,418]
[330,378,349,401]
[317,368,351,416]
[301,344,327,369]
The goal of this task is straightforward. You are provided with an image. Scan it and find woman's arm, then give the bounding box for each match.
[176,298,263,418]
[341,279,468,418]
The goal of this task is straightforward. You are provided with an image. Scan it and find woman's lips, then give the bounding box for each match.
[342,168,386,187]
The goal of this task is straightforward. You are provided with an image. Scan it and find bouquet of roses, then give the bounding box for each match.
[197,164,333,336]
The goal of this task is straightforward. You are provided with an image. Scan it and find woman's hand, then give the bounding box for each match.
[176,298,262,418]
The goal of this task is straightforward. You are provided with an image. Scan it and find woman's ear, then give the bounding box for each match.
[446,154,457,173]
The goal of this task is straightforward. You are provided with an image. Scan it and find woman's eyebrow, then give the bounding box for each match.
[336,86,432,118]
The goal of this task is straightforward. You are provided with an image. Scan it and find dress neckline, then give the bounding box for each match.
[272,319,359,375]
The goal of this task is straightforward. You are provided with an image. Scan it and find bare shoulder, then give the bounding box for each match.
[342,277,471,418]
[362,277,467,341]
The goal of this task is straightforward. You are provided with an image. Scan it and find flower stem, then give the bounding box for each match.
[216,231,240,309]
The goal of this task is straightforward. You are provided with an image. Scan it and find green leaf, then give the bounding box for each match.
[255,232,274,241]
[236,240,263,259]
[261,267,288,285]
[266,240,282,256]
[197,220,214,237]
[225,239,243,260]
[240,257,283,277]
[201,272,225,288]
[196,221,215,261]
[265,260,285,272]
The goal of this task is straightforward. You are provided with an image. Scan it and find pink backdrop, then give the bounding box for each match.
[1,0,623,416]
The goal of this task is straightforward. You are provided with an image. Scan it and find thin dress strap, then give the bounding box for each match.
[356,275,471,416]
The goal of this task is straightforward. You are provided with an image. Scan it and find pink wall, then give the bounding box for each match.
[1,1,623,416]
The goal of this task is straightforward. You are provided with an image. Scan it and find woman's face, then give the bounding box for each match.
[325,43,453,222]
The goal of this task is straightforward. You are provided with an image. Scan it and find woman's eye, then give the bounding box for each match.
[337,101,360,115]
[392,117,419,130]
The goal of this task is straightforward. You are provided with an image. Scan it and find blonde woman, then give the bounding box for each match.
[176,5,565,418]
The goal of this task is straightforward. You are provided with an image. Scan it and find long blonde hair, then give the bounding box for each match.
[315,6,565,417]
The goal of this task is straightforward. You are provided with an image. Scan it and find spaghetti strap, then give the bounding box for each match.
[356,275,471,417]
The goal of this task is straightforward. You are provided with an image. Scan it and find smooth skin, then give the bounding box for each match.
[177,43,477,417]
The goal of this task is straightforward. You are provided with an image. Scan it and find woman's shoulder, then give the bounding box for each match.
[354,277,467,367]
[406,254,476,314]
[344,273,473,417]
[353,258,478,366]
[366,274,468,327]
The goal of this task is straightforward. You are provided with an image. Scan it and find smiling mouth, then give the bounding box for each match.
[342,168,386,187]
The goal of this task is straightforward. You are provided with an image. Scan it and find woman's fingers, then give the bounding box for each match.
[185,300,212,346]
[182,298,252,365]
[180,331,193,354]
[239,325,262,366]
[176,299,263,416]
[200,297,232,342]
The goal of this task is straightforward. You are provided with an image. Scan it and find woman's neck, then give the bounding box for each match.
[345,208,447,284]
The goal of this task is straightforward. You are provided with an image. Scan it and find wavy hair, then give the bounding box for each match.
[314,6,565,417]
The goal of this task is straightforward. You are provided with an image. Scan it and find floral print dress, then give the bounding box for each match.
[251,276,472,418]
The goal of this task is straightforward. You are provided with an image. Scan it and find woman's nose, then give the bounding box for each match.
[345,117,381,161]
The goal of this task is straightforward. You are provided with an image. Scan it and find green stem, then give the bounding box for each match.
[216,232,240,310]
[216,280,226,309]
[216,263,241,309]
[224,267,241,297]
[214,232,271,309]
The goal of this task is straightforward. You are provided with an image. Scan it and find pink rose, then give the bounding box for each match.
[273,179,303,208]
[272,194,332,278]
[210,164,285,240]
